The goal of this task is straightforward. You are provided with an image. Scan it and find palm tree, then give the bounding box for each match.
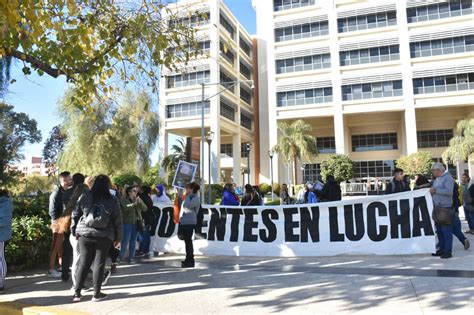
[161,138,187,174]
[272,119,318,185]
[442,119,474,179]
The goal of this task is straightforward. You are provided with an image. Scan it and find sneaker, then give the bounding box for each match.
[464,239,470,250]
[181,260,195,268]
[135,252,145,258]
[48,270,62,278]
[102,270,111,286]
[72,294,82,303]
[92,292,107,302]
[431,250,443,257]
[440,253,452,259]
[110,264,118,274]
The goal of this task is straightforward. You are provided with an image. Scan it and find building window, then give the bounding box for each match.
[342,80,402,101]
[277,87,333,107]
[354,160,395,179]
[166,70,210,89]
[166,101,210,118]
[220,71,236,93]
[407,1,473,23]
[274,0,315,12]
[168,40,211,57]
[410,35,474,58]
[275,20,329,42]
[220,14,235,39]
[220,144,233,158]
[239,61,252,80]
[302,163,321,183]
[220,41,235,65]
[417,129,454,148]
[241,143,251,158]
[340,45,400,66]
[352,133,398,152]
[276,53,331,74]
[316,137,336,154]
[337,11,397,33]
[240,112,252,130]
[413,72,474,94]
[239,37,251,56]
[170,12,211,28]
[240,87,252,105]
[220,100,235,121]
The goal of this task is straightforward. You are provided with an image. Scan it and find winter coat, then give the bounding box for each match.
[138,192,155,226]
[120,196,147,225]
[71,191,123,242]
[57,184,89,234]
[322,182,342,202]
[180,193,200,225]
[221,190,240,206]
[241,193,262,206]
[152,194,172,205]
[385,179,410,195]
[432,171,455,208]
[0,197,13,242]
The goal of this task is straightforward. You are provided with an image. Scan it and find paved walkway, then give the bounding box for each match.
[1,234,473,314]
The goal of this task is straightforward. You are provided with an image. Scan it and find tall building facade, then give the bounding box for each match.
[253,0,474,185]
[159,0,257,186]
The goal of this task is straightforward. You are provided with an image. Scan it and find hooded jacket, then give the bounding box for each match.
[0,196,13,242]
[221,189,240,206]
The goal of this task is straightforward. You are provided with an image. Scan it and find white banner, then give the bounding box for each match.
[150,189,435,257]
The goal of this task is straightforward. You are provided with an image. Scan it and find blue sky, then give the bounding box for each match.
[6,0,255,163]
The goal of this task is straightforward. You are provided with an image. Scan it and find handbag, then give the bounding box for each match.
[432,206,454,225]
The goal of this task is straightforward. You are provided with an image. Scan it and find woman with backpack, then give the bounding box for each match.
[71,175,123,303]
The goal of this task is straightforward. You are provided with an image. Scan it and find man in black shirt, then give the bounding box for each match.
[385,168,411,194]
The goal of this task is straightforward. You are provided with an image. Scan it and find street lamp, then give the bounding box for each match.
[206,131,214,204]
[268,150,274,200]
[200,79,254,204]
[245,143,251,185]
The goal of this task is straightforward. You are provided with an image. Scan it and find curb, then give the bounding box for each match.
[0,301,89,315]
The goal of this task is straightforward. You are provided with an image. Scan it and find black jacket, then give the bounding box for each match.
[48,185,75,220]
[385,179,410,195]
[240,193,262,206]
[321,182,342,202]
[138,192,155,226]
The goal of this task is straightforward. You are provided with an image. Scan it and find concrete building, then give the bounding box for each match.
[253,0,474,186]
[9,157,49,177]
[159,0,257,186]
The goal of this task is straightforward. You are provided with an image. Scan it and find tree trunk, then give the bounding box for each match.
[293,156,298,186]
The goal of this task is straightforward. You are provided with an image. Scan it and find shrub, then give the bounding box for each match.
[13,194,50,221]
[272,183,281,196]
[6,216,52,268]
[8,175,56,196]
[265,198,281,206]
[259,183,271,195]
[320,154,354,183]
[142,164,168,187]
[396,151,433,177]
[112,173,142,187]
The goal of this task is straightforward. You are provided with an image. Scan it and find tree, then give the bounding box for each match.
[161,138,187,175]
[0,57,12,97]
[42,125,67,168]
[0,103,42,184]
[442,119,474,169]
[272,120,318,185]
[142,164,167,187]
[1,1,201,112]
[396,151,433,177]
[58,89,159,176]
[320,154,354,183]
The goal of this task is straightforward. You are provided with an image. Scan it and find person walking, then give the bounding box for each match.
[460,174,474,234]
[71,175,122,302]
[138,185,154,259]
[179,182,200,268]
[385,168,411,194]
[430,163,455,259]
[0,188,13,293]
[451,180,470,250]
[240,184,262,206]
[221,183,240,206]
[119,185,147,263]
[321,175,342,202]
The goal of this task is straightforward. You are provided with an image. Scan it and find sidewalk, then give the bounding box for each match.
[1,234,473,314]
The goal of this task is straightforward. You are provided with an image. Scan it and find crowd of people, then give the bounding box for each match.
[0,163,472,301]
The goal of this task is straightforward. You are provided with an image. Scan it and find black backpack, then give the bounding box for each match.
[84,203,111,229]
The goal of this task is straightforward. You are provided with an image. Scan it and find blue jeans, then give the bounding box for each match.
[121,224,138,260]
[138,225,151,254]
[452,213,467,244]
[466,210,474,230]
[435,222,453,254]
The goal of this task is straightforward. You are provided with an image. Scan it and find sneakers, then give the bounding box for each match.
[70,285,93,294]
[72,293,82,303]
[92,292,107,302]
[440,253,453,259]
[48,269,62,278]
[110,264,118,274]
[464,239,470,250]
[431,250,443,257]
[102,270,111,286]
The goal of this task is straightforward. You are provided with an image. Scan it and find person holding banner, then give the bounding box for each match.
[178,182,201,268]
[385,168,411,194]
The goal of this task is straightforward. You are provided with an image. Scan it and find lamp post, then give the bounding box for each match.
[268,150,274,200]
[245,143,251,185]
[200,79,254,203]
[206,131,214,204]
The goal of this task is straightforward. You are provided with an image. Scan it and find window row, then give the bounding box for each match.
[240,87,252,105]
[337,11,396,33]
[220,144,233,158]
[276,53,331,74]
[417,129,454,148]
[220,71,236,93]
[353,160,395,179]
[220,14,235,39]
[352,133,398,152]
[220,42,235,65]
[166,101,210,118]
[413,73,474,94]
[220,101,235,121]
[342,80,402,101]
[407,1,472,23]
[240,62,252,80]
[302,163,321,183]
[316,137,336,154]
[410,35,474,58]
[239,37,251,57]
[274,0,315,12]
[166,71,210,89]
[277,87,333,107]
[340,45,400,66]
[170,12,210,28]
[275,21,329,42]
[241,112,252,130]
[168,41,210,57]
